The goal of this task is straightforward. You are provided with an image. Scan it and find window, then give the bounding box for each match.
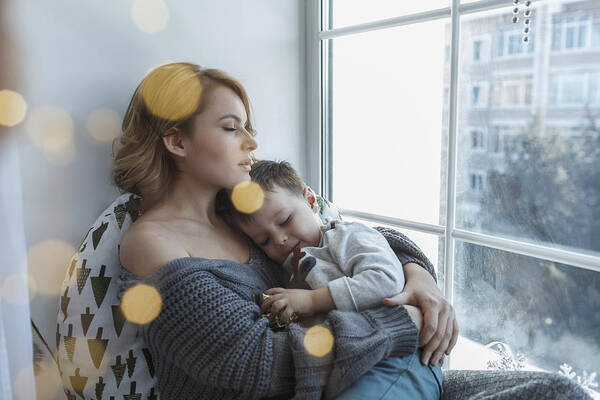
[469,172,485,192]
[489,128,501,154]
[316,0,600,386]
[492,78,533,107]
[470,128,485,151]
[471,83,488,107]
[552,15,592,51]
[473,40,482,61]
[471,35,490,63]
[549,72,600,106]
[497,29,534,58]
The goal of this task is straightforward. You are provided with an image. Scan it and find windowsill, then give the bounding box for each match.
[450,336,600,399]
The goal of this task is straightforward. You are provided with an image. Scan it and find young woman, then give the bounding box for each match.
[112,62,458,399]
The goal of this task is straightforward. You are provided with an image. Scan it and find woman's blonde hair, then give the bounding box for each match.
[111,62,256,209]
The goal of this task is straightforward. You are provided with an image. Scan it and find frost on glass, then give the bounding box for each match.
[454,241,600,395]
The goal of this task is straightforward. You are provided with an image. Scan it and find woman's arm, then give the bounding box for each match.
[384,263,458,367]
[374,227,459,367]
[139,261,419,399]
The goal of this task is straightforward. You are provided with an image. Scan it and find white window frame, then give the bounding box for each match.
[306,0,600,370]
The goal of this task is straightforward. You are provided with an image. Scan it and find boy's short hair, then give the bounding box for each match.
[216,159,307,225]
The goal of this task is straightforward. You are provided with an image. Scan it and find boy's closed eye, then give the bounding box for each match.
[260,214,293,246]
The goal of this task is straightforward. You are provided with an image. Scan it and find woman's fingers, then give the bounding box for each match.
[446,317,459,355]
[421,308,447,365]
[430,310,454,365]
[419,298,441,347]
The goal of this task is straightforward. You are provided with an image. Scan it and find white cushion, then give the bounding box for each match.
[55,193,158,400]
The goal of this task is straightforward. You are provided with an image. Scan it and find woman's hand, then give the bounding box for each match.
[383,263,458,367]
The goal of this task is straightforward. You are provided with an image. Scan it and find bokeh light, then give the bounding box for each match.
[44,142,76,166]
[0,272,36,305]
[231,181,264,214]
[120,283,162,324]
[16,361,62,400]
[86,108,121,143]
[140,63,202,121]
[14,365,36,400]
[0,89,27,127]
[131,0,169,34]
[25,106,73,150]
[303,325,334,357]
[27,239,76,297]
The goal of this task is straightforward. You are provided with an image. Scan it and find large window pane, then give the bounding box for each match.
[328,0,449,30]
[448,3,600,256]
[330,19,447,226]
[454,241,600,382]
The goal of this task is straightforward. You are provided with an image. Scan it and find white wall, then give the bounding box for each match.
[4,0,306,354]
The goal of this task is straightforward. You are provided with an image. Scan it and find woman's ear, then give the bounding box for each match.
[162,127,187,158]
[303,186,319,213]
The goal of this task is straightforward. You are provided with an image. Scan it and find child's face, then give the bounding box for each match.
[237,185,323,265]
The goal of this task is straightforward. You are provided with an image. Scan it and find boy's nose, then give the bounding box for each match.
[277,234,288,247]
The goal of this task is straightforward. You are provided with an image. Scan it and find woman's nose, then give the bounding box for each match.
[241,128,258,151]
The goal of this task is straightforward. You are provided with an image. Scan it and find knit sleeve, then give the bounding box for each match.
[374,226,438,283]
[141,260,418,399]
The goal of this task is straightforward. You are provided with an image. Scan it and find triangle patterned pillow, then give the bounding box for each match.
[55,193,158,400]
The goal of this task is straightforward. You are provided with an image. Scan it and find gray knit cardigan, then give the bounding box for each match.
[119,227,592,400]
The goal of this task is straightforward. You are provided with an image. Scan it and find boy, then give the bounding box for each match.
[232,160,407,325]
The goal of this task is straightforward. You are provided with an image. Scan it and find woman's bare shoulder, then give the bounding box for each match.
[120,220,189,278]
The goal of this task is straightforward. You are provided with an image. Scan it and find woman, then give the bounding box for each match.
[112,62,457,399]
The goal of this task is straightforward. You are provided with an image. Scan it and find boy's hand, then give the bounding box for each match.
[262,287,316,323]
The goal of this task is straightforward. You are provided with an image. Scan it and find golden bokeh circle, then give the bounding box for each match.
[120,283,162,324]
[140,63,203,121]
[0,272,36,305]
[131,0,170,34]
[87,108,122,143]
[303,325,334,357]
[0,89,27,127]
[25,106,74,150]
[44,141,76,166]
[27,239,76,296]
[231,181,264,214]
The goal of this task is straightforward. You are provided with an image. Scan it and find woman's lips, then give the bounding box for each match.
[240,164,251,171]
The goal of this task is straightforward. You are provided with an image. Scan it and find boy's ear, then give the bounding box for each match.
[303,186,319,213]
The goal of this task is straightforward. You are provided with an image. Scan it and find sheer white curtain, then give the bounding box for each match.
[0,133,35,400]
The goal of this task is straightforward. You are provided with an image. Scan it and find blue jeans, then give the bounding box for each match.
[336,349,443,400]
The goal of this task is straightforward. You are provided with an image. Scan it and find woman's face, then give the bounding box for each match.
[176,85,257,189]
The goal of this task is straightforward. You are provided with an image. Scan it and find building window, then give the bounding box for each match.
[469,172,485,192]
[489,128,501,153]
[492,78,532,107]
[552,15,592,51]
[470,129,485,151]
[497,29,534,57]
[471,83,488,107]
[549,72,599,106]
